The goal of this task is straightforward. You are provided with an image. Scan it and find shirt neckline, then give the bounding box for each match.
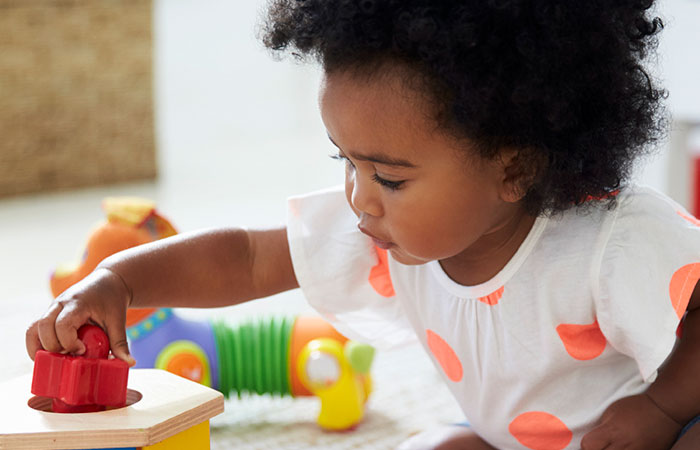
[427,215,548,298]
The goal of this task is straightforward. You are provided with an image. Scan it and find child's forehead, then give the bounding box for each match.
[322,73,433,136]
[320,67,437,125]
[320,69,481,166]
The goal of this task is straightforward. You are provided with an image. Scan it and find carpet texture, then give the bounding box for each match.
[210,344,463,449]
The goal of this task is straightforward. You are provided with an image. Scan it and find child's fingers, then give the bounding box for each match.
[25,321,42,360]
[36,302,66,354]
[54,302,90,355]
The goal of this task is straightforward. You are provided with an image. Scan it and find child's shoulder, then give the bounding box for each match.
[554,184,688,226]
[612,184,691,226]
[543,184,692,252]
[617,184,682,206]
[595,184,700,257]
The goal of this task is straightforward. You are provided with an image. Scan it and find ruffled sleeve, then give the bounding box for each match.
[595,187,700,382]
[286,186,416,349]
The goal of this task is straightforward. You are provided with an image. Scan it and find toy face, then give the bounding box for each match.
[304,351,341,388]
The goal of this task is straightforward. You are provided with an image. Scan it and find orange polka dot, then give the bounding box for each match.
[478,286,504,305]
[669,263,700,319]
[509,411,572,450]
[426,329,463,382]
[369,247,395,297]
[677,210,700,227]
[555,319,606,360]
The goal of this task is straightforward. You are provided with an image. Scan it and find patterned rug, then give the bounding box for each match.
[210,344,463,449]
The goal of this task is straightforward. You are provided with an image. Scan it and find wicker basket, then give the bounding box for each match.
[0,0,156,197]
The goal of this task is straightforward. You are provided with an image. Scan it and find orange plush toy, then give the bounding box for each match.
[50,198,177,298]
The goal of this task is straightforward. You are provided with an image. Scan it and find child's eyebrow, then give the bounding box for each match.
[327,134,418,168]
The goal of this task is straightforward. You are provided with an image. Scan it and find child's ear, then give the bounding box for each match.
[497,147,542,203]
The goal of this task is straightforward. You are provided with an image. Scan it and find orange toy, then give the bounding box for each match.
[51,197,177,298]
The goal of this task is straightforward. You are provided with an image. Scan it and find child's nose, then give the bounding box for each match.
[348,176,383,217]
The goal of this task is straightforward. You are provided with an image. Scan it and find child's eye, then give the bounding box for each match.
[372,174,405,191]
[330,153,404,190]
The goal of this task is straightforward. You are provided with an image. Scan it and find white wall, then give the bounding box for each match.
[153,0,340,231]
[658,0,700,122]
[618,0,700,205]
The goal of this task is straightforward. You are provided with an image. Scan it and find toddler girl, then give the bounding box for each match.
[27,1,700,448]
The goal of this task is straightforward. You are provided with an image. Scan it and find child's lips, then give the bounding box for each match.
[358,226,394,249]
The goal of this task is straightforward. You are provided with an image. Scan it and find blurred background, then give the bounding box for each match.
[1,0,699,447]
[1,0,334,378]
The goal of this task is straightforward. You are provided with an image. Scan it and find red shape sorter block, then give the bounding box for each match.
[31,325,129,413]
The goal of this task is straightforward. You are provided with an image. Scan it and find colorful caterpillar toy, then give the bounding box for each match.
[49,198,374,430]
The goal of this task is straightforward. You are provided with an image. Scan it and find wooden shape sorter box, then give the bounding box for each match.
[0,369,224,450]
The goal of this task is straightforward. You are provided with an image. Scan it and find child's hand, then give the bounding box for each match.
[25,267,135,366]
[580,393,681,450]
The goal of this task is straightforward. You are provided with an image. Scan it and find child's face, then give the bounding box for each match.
[319,69,527,268]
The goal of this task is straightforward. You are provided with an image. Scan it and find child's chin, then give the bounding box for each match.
[389,248,429,266]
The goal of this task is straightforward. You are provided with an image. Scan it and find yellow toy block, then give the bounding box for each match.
[143,420,211,450]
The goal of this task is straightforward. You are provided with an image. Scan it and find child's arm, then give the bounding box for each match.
[581,286,700,449]
[25,227,298,365]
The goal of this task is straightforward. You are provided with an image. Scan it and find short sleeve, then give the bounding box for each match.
[595,187,700,382]
[286,186,416,349]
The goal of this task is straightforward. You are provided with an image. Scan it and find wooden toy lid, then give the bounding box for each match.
[0,369,224,449]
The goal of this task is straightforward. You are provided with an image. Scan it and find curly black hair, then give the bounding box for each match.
[262,0,666,215]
